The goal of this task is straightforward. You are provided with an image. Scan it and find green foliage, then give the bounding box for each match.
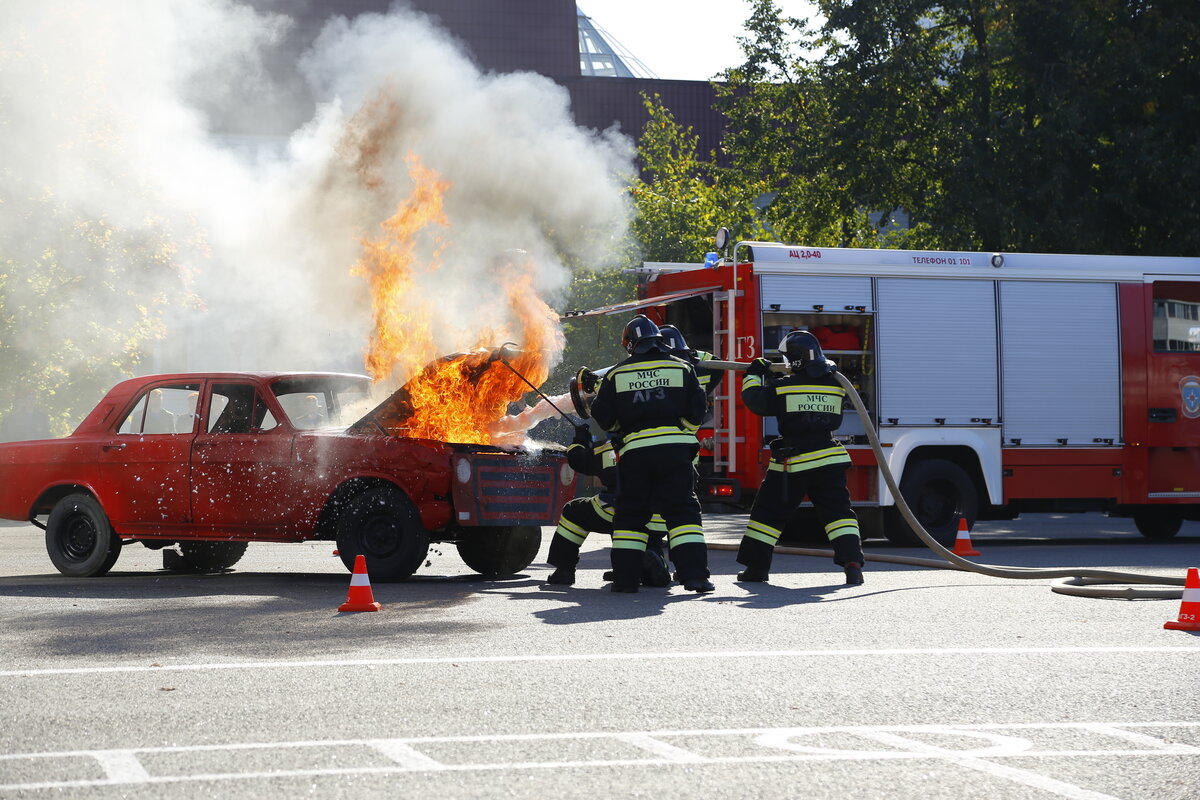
[631,0,1200,257]
[0,196,188,435]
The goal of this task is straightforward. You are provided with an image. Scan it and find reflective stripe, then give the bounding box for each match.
[777,384,846,397]
[744,519,782,546]
[555,516,589,546]
[590,495,614,521]
[608,359,686,374]
[619,426,697,454]
[648,514,667,533]
[742,374,763,390]
[767,445,851,473]
[825,518,860,540]
[667,524,705,547]
[612,530,649,551]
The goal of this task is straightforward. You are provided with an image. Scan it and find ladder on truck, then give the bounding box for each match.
[710,288,741,475]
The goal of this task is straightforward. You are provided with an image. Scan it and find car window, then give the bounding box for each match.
[272,379,370,429]
[208,383,278,434]
[117,384,201,435]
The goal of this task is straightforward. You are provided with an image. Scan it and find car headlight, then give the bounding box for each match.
[559,463,575,485]
[455,458,472,484]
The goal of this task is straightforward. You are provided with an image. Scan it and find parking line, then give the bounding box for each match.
[0,646,1196,678]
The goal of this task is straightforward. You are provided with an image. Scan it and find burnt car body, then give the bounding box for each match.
[0,372,575,581]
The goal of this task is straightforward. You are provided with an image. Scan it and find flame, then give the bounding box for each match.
[353,154,559,445]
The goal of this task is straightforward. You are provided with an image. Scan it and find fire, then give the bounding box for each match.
[353,154,559,445]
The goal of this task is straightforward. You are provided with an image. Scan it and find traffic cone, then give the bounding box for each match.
[951,517,980,556]
[338,554,381,612]
[1164,567,1200,631]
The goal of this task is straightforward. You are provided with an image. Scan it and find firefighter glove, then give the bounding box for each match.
[573,424,592,445]
[747,357,773,377]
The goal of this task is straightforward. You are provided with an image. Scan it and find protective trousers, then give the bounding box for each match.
[737,462,863,571]
[610,444,706,589]
[547,496,666,570]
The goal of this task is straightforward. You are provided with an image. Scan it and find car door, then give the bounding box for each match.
[189,381,298,532]
[96,381,199,529]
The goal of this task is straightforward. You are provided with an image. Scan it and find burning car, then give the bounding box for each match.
[0,351,576,582]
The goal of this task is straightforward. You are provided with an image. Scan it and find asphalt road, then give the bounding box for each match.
[1,514,1199,799]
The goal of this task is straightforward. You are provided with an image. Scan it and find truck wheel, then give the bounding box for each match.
[1133,508,1182,539]
[457,525,542,577]
[176,541,249,572]
[335,486,429,582]
[883,458,978,547]
[45,493,122,577]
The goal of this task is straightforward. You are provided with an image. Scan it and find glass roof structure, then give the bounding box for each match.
[577,7,657,78]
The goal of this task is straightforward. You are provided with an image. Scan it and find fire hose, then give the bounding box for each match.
[638,358,1187,600]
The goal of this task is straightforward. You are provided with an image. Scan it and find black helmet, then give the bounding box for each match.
[621,315,665,354]
[779,329,834,376]
[658,324,689,354]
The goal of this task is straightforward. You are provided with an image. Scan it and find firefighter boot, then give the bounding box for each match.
[610,548,642,593]
[737,568,770,583]
[683,577,716,593]
[844,562,864,585]
[545,567,575,586]
[642,548,670,587]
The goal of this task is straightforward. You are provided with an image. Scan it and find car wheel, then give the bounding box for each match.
[176,541,250,572]
[456,525,542,577]
[1133,508,1182,539]
[45,493,121,577]
[883,458,978,547]
[335,486,429,582]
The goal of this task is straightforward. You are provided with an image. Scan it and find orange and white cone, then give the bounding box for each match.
[338,554,381,612]
[951,517,981,556]
[1164,567,1200,631]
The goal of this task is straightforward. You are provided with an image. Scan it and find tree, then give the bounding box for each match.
[709,0,1200,255]
[0,195,189,436]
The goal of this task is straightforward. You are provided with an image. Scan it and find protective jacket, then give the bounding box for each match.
[742,367,850,462]
[590,351,706,454]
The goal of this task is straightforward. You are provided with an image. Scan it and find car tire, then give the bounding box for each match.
[883,458,978,547]
[176,541,250,572]
[335,486,429,582]
[456,525,542,577]
[1133,508,1182,539]
[45,493,122,577]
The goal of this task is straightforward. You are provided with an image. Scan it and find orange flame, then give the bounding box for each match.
[353,154,558,445]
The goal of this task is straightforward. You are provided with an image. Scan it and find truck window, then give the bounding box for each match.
[1152,282,1200,353]
[117,384,201,435]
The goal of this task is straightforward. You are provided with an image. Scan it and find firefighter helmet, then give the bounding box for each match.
[779,329,835,376]
[658,325,689,354]
[621,315,665,354]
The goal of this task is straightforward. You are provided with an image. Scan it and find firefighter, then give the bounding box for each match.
[736,330,865,585]
[544,422,670,588]
[590,315,714,593]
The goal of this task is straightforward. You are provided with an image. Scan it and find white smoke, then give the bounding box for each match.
[0,0,633,407]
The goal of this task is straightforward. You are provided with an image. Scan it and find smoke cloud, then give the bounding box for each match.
[0,0,633,426]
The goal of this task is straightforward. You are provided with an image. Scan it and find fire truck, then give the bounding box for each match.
[576,239,1200,545]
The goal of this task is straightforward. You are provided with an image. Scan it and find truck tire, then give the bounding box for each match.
[457,525,541,577]
[45,493,122,577]
[1133,508,1182,539]
[335,486,429,582]
[883,458,978,547]
[176,541,249,572]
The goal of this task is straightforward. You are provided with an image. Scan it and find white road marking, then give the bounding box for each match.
[1077,723,1200,753]
[1,646,1196,678]
[369,740,447,770]
[616,733,707,762]
[859,730,1121,800]
[89,750,150,783]
[0,722,1195,793]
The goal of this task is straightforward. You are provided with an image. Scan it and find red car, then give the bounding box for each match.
[0,372,575,581]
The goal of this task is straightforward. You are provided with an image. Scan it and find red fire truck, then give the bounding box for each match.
[577,239,1200,545]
